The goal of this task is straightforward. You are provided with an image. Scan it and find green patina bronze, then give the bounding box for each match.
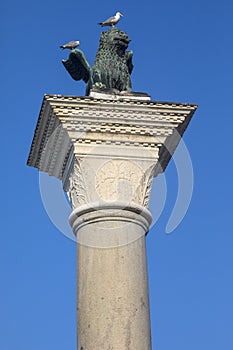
[62,28,133,95]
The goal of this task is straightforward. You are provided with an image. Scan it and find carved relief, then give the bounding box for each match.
[66,159,89,208]
[95,159,154,205]
[65,157,156,209]
[140,165,155,207]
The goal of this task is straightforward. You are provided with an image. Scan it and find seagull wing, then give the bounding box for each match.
[104,15,115,23]
[60,41,79,50]
[62,49,91,82]
[99,15,116,26]
[66,41,78,48]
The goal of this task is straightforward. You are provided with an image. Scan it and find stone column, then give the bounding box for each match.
[27,92,197,350]
[71,202,152,349]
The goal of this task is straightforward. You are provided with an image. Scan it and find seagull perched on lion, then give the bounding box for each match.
[60,40,80,50]
[98,12,123,27]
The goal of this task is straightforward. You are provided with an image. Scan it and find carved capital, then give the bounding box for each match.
[63,154,156,210]
[27,94,197,211]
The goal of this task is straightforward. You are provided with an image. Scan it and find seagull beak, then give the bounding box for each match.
[120,13,124,17]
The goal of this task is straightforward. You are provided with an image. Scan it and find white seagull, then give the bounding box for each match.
[60,40,80,50]
[98,12,123,27]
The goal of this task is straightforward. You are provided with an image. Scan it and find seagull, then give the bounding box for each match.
[60,40,80,50]
[98,12,123,27]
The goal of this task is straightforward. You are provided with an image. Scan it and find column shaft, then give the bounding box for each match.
[70,203,152,350]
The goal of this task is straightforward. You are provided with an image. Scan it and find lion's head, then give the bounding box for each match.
[99,28,131,51]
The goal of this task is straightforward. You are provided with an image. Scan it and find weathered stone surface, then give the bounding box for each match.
[27,93,197,350]
[71,203,152,350]
[27,94,197,209]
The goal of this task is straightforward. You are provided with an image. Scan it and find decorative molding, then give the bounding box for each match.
[27,94,197,210]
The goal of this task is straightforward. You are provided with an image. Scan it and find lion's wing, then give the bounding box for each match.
[62,50,91,83]
[126,50,134,75]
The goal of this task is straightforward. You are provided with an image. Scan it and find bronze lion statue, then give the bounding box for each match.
[62,28,133,95]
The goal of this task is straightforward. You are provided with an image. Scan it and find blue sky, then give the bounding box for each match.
[1,0,233,349]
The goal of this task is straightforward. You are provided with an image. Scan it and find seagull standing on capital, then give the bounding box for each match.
[98,12,123,27]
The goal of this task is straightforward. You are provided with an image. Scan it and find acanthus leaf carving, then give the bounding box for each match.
[140,165,156,208]
[66,159,89,209]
